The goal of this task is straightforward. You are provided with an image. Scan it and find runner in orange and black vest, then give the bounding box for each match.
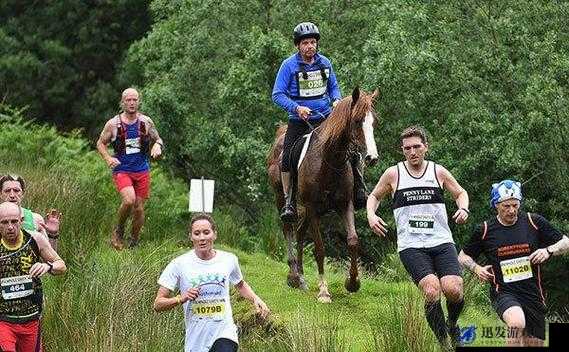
[459,180,569,347]
[0,202,66,352]
[97,88,164,250]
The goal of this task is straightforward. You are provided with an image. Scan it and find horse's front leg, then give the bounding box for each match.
[310,216,331,303]
[283,222,302,288]
[294,211,309,290]
[342,202,361,292]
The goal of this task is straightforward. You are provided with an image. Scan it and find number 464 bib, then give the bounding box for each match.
[1,275,34,300]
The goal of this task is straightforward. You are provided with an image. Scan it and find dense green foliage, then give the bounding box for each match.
[122,0,569,307]
[0,0,151,136]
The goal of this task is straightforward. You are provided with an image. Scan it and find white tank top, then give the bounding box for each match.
[392,161,453,252]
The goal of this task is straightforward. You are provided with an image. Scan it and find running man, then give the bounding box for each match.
[0,202,66,352]
[458,180,569,346]
[0,174,61,251]
[366,125,469,346]
[97,88,164,250]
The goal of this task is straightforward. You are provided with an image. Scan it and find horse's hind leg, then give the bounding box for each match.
[342,203,361,293]
[310,216,331,303]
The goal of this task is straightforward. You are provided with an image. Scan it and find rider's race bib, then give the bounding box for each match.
[500,256,533,283]
[191,299,225,319]
[408,214,435,235]
[1,275,33,300]
[297,69,329,98]
[125,137,140,155]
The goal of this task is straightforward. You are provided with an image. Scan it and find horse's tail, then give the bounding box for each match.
[266,124,287,166]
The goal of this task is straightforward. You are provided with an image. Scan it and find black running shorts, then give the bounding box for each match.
[399,242,463,284]
[491,291,546,340]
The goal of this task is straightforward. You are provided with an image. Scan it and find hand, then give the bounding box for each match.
[29,262,50,277]
[368,214,388,237]
[296,106,311,121]
[452,208,469,224]
[253,297,270,319]
[474,265,494,283]
[529,248,550,264]
[180,287,200,303]
[39,209,61,235]
[150,143,162,159]
[106,157,121,169]
[332,100,339,109]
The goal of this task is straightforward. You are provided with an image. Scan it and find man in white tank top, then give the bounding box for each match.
[366,126,470,347]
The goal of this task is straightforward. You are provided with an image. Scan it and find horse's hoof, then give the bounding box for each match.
[345,278,361,293]
[317,293,332,303]
[287,274,301,289]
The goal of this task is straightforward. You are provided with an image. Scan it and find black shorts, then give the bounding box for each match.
[281,119,323,172]
[209,338,238,352]
[491,291,546,340]
[399,242,462,284]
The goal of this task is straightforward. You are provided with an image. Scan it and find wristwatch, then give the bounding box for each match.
[46,262,54,274]
[546,247,553,256]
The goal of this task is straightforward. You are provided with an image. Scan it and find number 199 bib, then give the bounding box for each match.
[408,214,435,235]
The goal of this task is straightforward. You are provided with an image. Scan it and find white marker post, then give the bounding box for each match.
[189,177,215,213]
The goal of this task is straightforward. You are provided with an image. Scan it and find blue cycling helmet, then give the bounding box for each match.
[490,180,522,208]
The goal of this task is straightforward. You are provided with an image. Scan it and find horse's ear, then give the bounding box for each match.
[351,86,360,108]
[371,88,380,102]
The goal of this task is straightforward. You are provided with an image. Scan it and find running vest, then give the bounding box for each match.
[21,208,36,232]
[0,230,43,323]
[392,161,453,252]
[110,115,151,173]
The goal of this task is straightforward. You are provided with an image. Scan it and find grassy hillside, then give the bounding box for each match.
[0,110,542,351]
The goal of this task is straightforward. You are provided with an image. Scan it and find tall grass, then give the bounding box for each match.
[0,110,533,351]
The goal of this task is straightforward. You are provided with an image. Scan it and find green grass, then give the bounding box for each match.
[1,159,507,351]
[0,114,543,351]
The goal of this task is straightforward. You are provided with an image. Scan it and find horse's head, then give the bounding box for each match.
[348,87,379,167]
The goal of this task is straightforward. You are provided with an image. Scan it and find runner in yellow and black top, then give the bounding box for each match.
[0,202,66,352]
[459,180,569,347]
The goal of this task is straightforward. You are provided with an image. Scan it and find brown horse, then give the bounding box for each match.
[267,87,379,302]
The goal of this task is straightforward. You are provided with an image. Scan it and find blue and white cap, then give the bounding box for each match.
[490,180,522,208]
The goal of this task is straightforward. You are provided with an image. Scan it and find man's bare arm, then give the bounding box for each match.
[437,165,469,224]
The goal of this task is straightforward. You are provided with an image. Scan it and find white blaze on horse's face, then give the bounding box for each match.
[363,111,379,166]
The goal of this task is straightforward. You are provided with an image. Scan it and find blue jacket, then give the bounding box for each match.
[272,52,341,121]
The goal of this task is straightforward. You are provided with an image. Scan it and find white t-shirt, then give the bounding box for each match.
[158,249,243,352]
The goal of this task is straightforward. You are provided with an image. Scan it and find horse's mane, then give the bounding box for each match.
[316,93,371,151]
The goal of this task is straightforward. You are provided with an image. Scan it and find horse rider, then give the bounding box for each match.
[272,22,368,223]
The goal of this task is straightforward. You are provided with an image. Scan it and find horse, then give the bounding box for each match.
[267,87,379,302]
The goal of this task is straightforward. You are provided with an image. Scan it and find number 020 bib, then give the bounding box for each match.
[192,299,225,319]
[1,275,34,300]
[500,257,533,283]
[408,214,435,234]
